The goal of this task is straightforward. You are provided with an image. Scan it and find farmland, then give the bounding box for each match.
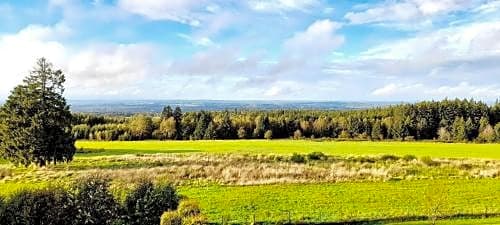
[0,140,499,224]
[76,140,500,159]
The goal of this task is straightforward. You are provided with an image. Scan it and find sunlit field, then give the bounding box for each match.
[0,140,498,224]
[76,140,500,159]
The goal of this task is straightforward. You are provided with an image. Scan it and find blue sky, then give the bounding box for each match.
[0,0,499,101]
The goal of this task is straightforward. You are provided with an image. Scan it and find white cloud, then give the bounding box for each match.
[345,0,478,26]
[117,0,204,26]
[0,24,67,97]
[284,19,344,58]
[248,0,319,13]
[372,83,424,96]
[0,24,161,99]
[177,33,215,47]
[372,82,500,100]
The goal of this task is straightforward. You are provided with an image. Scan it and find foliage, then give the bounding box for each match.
[290,153,305,163]
[264,130,273,140]
[73,177,121,225]
[1,188,74,225]
[124,180,180,225]
[307,152,326,161]
[178,199,202,218]
[0,58,75,166]
[161,211,182,225]
[71,99,500,143]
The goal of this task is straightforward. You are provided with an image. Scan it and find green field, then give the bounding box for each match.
[389,217,500,224]
[2,140,500,224]
[179,179,500,223]
[76,140,500,159]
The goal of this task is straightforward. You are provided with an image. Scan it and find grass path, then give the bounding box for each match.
[76,140,500,159]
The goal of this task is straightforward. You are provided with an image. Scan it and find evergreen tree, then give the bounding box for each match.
[371,120,383,140]
[0,58,75,166]
[464,117,475,141]
[203,122,216,140]
[193,111,210,140]
[451,117,467,142]
[479,117,490,133]
[216,111,235,139]
[173,107,183,139]
[161,106,173,119]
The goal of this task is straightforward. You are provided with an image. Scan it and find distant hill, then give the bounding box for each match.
[68,100,399,114]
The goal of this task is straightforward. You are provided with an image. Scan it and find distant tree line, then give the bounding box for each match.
[72,99,500,142]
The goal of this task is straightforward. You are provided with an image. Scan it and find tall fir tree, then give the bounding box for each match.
[0,58,75,166]
[451,117,467,142]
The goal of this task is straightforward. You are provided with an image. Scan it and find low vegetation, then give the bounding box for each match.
[0,178,199,225]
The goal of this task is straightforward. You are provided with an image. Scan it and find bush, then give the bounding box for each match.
[380,154,400,161]
[161,211,182,225]
[290,153,306,163]
[264,130,273,140]
[402,154,417,161]
[73,177,121,225]
[307,152,326,161]
[182,215,207,225]
[124,181,180,225]
[420,156,440,167]
[2,188,74,225]
[293,130,303,140]
[178,199,201,218]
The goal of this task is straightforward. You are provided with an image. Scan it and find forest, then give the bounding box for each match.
[72,99,500,143]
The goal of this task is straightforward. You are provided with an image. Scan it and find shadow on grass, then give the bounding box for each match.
[214,213,500,225]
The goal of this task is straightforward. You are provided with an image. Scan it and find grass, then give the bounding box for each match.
[179,179,500,223]
[76,140,500,159]
[1,140,499,224]
[388,217,500,224]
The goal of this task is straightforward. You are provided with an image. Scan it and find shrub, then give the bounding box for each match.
[477,125,496,143]
[2,188,74,225]
[307,152,326,161]
[290,153,305,163]
[178,199,201,218]
[293,130,303,140]
[264,130,273,140]
[380,154,400,161]
[161,211,182,225]
[420,156,440,167]
[182,215,207,225]
[124,181,180,225]
[73,177,121,225]
[402,154,417,161]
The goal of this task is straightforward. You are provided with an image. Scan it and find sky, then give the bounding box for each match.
[0,0,499,101]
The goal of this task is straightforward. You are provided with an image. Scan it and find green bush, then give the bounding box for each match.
[290,153,306,163]
[73,177,121,225]
[178,199,201,218]
[307,152,326,161]
[124,181,180,225]
[402,154,417,161]
[161,211,182,225]
[380,154,400,161]
[2,188,74,225]
[420,156,440,167]
[264,130,273,140]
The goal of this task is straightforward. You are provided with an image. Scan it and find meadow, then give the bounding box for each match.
[1,140,499,224]
[76,140,500,159]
